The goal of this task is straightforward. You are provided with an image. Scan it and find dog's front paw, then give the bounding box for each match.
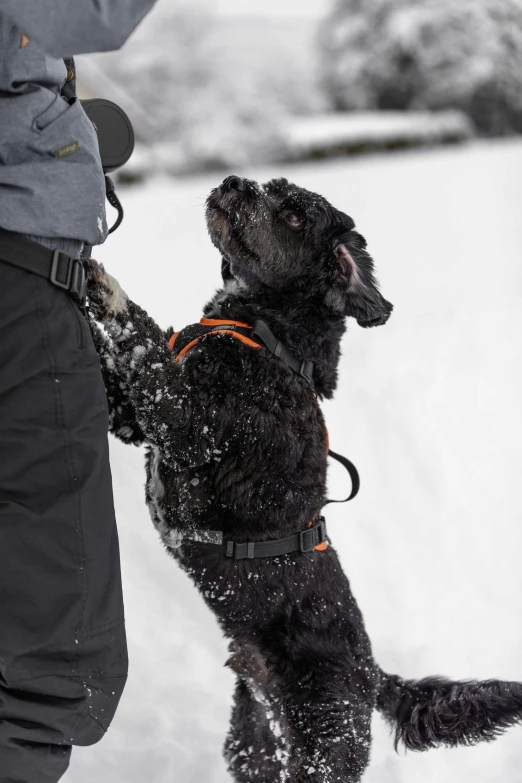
[85,259,128,322]
[226,642,270,686]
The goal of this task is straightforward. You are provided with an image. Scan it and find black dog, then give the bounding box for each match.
[86,176,522,783]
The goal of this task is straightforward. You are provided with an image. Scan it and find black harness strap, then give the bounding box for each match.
[0,229,87,307]
[172,318,316,388]
[252,319,315,386]
[185,517,327,560]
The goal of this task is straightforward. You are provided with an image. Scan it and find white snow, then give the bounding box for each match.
[66,138,522,783]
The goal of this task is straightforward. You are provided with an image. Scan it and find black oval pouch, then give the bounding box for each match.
[80,98,135,173]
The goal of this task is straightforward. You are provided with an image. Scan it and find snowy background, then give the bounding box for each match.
[67,1,522,781]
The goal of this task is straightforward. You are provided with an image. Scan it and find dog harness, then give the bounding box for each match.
[168,317,360,560]
[169,317,315,386]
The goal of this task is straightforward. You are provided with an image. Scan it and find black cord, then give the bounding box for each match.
[105,175,124,234]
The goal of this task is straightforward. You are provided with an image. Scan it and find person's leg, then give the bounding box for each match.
[0,262,128,783]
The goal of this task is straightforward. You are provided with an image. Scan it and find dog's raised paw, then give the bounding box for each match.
[85,259,128,320]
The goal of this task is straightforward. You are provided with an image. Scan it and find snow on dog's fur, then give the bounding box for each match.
[85,176,522,783]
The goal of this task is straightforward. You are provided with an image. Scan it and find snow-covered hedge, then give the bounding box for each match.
[285,110,473,159]
[118,110,473,183]
[80,6,324,174]
[320,0,522,136]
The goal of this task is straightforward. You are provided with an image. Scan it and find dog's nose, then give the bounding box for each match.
[222,175,245,192]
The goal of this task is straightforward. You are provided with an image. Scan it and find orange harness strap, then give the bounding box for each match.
[169,318,262,362]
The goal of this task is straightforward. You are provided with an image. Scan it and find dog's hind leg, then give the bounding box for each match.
[226,679,289,783]
[290,697,372,783]
[280,653,375,783]
[225,644,292,783]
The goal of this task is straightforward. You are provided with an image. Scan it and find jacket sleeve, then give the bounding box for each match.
[2,0,159,57]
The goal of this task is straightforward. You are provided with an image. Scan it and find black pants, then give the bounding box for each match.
[0,262,128,782]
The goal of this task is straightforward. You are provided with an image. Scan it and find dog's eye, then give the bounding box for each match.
[281,210,305,229]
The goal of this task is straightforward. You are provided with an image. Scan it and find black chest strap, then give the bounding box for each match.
[183,517,328,560]
[251,319,315,386]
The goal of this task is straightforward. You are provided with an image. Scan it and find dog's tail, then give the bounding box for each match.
[376,667,522,750]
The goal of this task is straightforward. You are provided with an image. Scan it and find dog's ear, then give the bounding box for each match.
[330,242,393,328]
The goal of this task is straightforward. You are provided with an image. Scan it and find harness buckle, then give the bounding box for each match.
[299,528,316,553]
[225,540,255,560]
[299,359,314,385]
[319,517,327,543]
[69,260,87,307]
[50,250,74,290]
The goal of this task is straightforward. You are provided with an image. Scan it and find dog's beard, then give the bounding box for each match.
[207,205,232,245]
[207,210,262,284]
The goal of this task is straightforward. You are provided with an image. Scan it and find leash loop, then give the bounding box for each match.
[325,448,360,503]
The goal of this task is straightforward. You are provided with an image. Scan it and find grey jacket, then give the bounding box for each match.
[0,1,157,256]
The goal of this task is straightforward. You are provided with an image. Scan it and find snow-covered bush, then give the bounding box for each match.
[319,0,522,135]
[81,5,324,173]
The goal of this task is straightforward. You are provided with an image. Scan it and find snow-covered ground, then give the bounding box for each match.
[65,139,522,783]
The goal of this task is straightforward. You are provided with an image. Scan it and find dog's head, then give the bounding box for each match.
[206,176,392,327]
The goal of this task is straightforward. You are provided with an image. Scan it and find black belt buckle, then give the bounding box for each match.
[69,260,87,307]
[50,250,87,307]
[50,250,74,290]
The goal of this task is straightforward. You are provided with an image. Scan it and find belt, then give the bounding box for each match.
[0,229,87,308]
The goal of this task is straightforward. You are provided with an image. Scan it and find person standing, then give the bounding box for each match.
[0,3,158,781]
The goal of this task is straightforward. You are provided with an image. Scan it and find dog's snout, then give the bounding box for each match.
[222,175,245,193]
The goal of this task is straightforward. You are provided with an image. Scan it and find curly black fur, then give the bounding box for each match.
[378,670,522,751]
[85,176,522,782]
